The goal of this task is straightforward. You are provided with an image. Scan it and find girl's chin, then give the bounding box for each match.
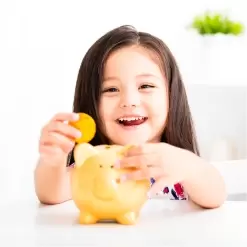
[109,134,151,146]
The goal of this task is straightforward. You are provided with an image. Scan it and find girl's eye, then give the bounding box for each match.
[140,84,155,89]
[102,87,119,93]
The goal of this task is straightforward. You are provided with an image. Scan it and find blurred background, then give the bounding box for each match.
[0,0,246,201]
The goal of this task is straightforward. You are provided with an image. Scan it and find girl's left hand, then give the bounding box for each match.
[115,143,192,194]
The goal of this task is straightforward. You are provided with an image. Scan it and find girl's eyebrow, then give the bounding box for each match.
[104,73,160,82]
[103,76,119,82]
[135,73,161,80]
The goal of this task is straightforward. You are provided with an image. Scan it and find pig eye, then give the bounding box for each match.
[99,165,103,168]
[110,165,114,169]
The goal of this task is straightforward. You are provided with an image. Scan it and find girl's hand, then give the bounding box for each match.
[115,143,192,195]
[38,112,82,167]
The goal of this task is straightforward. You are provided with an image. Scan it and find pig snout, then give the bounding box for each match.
[93,169,119,201]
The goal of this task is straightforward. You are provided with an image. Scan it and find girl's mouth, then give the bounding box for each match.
[117,116,148,126]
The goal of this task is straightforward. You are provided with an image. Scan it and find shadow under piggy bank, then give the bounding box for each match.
[35,199,203,227]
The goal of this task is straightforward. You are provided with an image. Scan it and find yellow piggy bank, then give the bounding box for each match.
[71,143,150,225]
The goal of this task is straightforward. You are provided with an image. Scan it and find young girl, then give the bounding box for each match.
[35,25,226,208]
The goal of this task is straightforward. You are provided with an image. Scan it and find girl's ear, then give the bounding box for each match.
[73,143,98,168]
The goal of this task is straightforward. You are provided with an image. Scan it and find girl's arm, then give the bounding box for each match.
[34,157,72,205]
[181,150,227,208]
[34,145,105,205]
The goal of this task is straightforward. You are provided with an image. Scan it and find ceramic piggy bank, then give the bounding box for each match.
[71,143,150,225]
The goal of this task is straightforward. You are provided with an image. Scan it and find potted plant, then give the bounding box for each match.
[187,11,246,84]
[190,11,244,36]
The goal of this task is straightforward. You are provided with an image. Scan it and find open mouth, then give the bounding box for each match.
[117,116,148,126]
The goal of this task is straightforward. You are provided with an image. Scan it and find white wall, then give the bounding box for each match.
[0,0,247,201]
[187,85,247,160]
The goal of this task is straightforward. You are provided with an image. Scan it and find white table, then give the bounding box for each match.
[1,198,246,246]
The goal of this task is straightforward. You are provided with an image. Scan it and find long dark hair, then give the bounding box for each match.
[73,25,200,156]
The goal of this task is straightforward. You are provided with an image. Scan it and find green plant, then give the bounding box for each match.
[190,12,244,35]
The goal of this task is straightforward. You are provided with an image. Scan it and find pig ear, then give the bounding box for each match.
[117,145,134,157]
[73,143,98,168]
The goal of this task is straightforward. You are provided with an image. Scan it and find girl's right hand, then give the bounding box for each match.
[38,112,82,167]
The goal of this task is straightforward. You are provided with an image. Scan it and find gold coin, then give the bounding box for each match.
[70,113,96,143]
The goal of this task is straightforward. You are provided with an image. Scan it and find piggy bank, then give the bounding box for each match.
[71,143,150,225]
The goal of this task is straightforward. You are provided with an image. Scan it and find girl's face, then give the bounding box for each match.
[99,45,168,145]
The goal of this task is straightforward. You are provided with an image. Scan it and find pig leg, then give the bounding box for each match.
[116,211,138,225]
[79,211,98,224]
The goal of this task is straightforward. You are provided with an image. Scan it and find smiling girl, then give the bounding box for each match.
[35,25,226,208]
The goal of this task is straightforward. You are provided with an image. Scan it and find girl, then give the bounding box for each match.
[35,25,226,208]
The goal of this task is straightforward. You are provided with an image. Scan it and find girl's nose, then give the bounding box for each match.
[120,104,137,108]
[119,91,141,109]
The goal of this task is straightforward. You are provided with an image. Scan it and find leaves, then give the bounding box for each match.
[190,12,244,36]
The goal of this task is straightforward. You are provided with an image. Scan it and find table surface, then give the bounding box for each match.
[1,198,246,246]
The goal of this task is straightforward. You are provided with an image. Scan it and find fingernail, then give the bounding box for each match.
[73,113,80,120]
[76,131,82,137]
[114,159,121,169]
[120,175,127,182]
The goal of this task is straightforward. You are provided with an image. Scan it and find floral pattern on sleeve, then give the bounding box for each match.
[150,178,187,200]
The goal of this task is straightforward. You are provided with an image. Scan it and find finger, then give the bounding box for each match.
[41,132,75,152]
[120,166,163,182]
[51,112,79,122]
[46,121,82,140]
[39,145,63,156]
[41,132,75,153]
[39,145,69,166]
[124,144,157,156]
[117,154,157,169]
[116,156,146,169]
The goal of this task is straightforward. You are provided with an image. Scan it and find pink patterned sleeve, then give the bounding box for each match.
[151,178,188,200]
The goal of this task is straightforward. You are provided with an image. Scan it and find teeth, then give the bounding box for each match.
[118,117,145,121]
